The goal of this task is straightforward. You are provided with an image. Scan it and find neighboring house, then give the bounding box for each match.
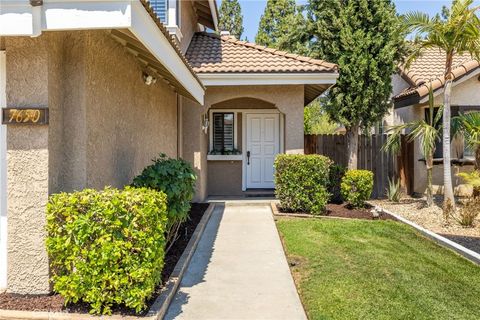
[387,48,480,195]
[0,0,338,295]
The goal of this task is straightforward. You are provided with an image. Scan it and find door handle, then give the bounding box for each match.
[247,151,250,165]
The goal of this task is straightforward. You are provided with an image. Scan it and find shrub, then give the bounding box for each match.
[274,154,332,214]
[387,177,402,203]
[46,187,168,314]
[341,170,374,208]
[328,164,346,204]
[457,197,480,227]
[132,154,197,248]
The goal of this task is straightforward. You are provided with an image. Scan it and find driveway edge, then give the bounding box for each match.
[0,203,216,320]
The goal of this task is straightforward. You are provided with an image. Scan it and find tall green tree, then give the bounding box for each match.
[403,0,480,211]
[255,0,305,52]
[304,99,339,135]
[218,0,244,38]
[307,0,407,170]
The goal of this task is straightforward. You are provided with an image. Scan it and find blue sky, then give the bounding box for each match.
[216,0,467,41]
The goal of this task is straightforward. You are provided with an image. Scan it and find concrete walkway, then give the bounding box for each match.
[165,204,307,320]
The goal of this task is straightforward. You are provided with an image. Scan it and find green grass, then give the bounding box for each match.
[276,218,480,320]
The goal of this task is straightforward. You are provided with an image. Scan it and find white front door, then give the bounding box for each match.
[246,113,280,189]
[0,51,7,289]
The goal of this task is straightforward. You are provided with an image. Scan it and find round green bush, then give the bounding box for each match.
[274,154,332,214]
[341,170,374,208]
[46,187,168,314]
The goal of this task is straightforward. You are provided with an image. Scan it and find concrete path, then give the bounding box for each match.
[165,204,307,320]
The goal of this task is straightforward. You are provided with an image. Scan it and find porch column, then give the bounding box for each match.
[6,37,50,294]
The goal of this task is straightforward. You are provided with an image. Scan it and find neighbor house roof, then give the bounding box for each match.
[394,48,480,108]
[185,32,339,104]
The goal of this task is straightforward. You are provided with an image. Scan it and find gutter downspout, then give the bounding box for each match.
[30,0,43,37]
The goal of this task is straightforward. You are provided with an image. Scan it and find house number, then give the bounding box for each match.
[2,108,49,125]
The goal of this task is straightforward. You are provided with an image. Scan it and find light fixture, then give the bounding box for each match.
[202,113,209,134]
[142,71,157,86]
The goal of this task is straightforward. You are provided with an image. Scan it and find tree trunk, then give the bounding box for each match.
[426,155,433,207]
[347,124,359,170]
[473,146,480,198]
[443,53,456,213]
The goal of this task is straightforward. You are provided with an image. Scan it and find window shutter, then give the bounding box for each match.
[149,0,167,23]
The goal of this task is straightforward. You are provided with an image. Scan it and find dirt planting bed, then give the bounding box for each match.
[0,203,210,315]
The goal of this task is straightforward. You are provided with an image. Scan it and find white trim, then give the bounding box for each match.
[207,154,242,161]
[207,0,218,31]
[166,25,183,43]
[198,73,339,86]
[0,0,205,104]
[418,68,480,104]
[166,0,182,42]
[0,51,7,290]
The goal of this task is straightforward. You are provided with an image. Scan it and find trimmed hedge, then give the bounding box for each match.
[341,170,374,208]
[132,154,196,245]
[46,187,168,314]
[274,154,332,214]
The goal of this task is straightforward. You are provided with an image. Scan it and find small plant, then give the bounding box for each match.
[457,197,480,227]
[274,154,332,214]
[341,170,374,208]
[386,177,402,203]
[328,164,346,204]
[132,154,197,251]
[46,187,168,314]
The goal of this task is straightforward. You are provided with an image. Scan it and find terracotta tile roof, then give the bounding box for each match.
[394,48,480,104]
[185,32,338,73]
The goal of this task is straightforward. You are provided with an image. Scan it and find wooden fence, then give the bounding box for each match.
[305,134,408,199]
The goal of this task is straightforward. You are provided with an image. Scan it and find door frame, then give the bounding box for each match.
[0,50,7,290]
[242,110,284,191]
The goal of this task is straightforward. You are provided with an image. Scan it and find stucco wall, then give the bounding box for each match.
[4,30,179,294]
[207,161,243,196]
[183,85,305,200]
[179,0,199,54]
[5,35,54,294]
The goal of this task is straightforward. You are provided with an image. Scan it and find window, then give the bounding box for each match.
[212,113,234,153]
[150,0,167,23]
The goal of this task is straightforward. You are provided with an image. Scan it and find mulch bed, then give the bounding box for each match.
[0,203,210,315]
[277,203,397,221]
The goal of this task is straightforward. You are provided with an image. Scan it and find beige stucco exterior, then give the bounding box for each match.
[389,73,480,195]
[4,30,179,294]
[183,85,305,199]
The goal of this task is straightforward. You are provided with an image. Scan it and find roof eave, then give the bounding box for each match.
[0,0,205,104]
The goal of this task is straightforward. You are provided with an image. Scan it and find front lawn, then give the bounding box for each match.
[276,218,480,320]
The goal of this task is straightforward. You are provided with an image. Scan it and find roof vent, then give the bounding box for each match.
[220,31,231,37]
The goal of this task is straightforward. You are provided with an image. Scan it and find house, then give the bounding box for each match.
[0,0,338,295]
[387,47,480,195]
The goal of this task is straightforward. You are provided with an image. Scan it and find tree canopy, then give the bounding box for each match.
[218,0,244,38]
[307,0,406,131]
[255,0,297,49]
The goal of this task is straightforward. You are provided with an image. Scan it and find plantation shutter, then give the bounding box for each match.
[213,113,234,153]
[149,0,167,23]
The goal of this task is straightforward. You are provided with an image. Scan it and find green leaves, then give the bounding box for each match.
[308,0,407,130]
[46,187,168,314]
[274,154,332,214]
[132,154,197,247]
[218,0,244,38]
[341,170,374,208]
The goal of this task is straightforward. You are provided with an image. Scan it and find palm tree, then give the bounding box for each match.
[452,111,480,196]
[403,0,480,212]
[384,87,442,207]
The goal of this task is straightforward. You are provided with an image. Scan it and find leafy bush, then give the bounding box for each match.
[132,154,196,248]
[341,170,374,208]
[457,197,480,227]
[46,187,168,314]
[274,154,332,214]
[328,164,346,204]
[387,177,402,202]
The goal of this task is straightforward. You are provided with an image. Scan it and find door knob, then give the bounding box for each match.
[247,151,250,165]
